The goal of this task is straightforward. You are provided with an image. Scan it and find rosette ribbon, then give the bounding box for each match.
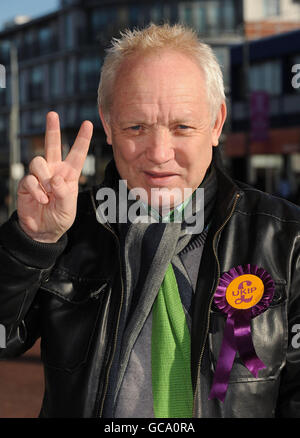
[208,264,275,402]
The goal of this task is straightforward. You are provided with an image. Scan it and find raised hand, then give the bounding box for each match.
[17,112,93,243]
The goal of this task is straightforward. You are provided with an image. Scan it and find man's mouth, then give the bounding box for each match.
[143,171,178,184]
[144,171,178,177]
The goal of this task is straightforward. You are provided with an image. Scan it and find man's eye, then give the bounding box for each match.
[129,125,142,131]
[177,125,190,130]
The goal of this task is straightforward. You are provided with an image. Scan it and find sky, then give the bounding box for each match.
[0,0,59,28]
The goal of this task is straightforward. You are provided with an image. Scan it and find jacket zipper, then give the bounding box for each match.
[95,219,124,418]
[192,192,240,417]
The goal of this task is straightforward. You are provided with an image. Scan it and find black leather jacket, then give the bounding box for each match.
[0,164,300,418]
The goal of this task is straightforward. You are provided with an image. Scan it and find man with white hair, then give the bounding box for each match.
[0,23,299,418]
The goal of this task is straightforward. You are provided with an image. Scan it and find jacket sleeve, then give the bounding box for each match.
[275,235,300,417]
[0,211,67,359]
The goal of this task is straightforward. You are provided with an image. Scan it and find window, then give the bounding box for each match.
[79,103,98,122]
[64,14,73,49]
[163,4,172,22]
[196,5,206,32]
[129,5,143,26]
[263,0,280,17]
[23,31,36,59]
[66,58,76,96]
[223,0,235,30]
[179,2,206,32]
[206,1,221,34]
[91,8,118,41]
[92,8,108,30]
[66,102,77,125]
[31,109,45,129]
[0,40,10,65]
[28,66,44,101]
[249,60,282,96]
[150,5,163,23]
[49,62,61,98]
[21,111,29,134]
[214,47,230,91]
[38,27,52,55]
[0,87,6,106]
[179,1,236,35]
[19,70,27,104]
[0,115,6,133]
[183,5,193,26]
[78,56,101,93]
[0,114,8,146]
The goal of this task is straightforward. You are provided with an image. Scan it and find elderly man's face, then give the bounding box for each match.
[100,50,226,210]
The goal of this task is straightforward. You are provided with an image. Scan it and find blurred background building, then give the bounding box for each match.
[225,0,300,201]
[0,0,300,221]
[244,0,300,38]
[0,0,244,221]
[227,29,300,200]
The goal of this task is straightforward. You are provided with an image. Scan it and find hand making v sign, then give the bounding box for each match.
[17,111,93,243]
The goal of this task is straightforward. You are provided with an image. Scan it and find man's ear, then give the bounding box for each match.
[99,107,112,145]
[211,101,227,147]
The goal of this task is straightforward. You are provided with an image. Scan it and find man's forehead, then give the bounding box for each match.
[115,100,201,118]
[114,50,205,88]
[113,74,207,108]
[115,88,203,103]
[110,50,209,119]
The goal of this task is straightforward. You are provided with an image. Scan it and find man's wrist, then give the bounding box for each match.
[18,219,64,244]
[0,211,68,269]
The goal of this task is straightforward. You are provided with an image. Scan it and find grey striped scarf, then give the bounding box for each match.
[98,160,217,415]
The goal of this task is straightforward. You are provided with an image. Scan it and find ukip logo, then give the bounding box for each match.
[208,265,275,402]
[225,275,264,310]
[233,280,257,305]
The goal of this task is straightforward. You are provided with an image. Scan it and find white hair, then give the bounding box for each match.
[97,23,225,125]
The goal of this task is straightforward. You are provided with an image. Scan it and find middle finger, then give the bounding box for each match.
[45,112,62,163]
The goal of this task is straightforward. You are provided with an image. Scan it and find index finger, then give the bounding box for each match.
[45,112,62,163]
[65,121,93,173]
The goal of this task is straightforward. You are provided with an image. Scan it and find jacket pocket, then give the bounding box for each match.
[208,281,288,382]
[39,277,109,373]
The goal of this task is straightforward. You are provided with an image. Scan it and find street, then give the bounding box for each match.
[0,340,44,418]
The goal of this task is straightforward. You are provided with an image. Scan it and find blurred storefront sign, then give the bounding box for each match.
[82,154,95,176]
[250,91,270,141]
[10,162,24,180]
[282,143,299,154]
[225,128,300,157]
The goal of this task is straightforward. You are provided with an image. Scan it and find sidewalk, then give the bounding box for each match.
[0,339,44,418]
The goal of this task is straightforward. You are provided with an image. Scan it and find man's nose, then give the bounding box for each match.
[145,129,174,164]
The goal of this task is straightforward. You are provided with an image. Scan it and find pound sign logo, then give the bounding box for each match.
[226,275,264,310]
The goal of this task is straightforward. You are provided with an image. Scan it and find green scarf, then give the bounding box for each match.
[151,198,194,418]
[151,263,193,417]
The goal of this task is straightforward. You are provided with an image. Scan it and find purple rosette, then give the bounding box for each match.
[208,264,275,403]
